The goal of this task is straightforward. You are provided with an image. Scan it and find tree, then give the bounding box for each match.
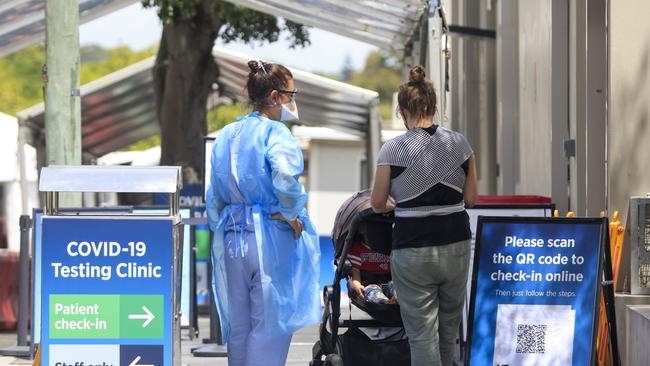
[80,45,156,84]
[141,0,309,180]
[0,45,44,115]
[348,51,402,102]
[0,45,154,115]
[346,51,403,123]
[340,54,354,81]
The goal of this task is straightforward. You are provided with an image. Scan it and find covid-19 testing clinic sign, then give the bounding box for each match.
[467,217,606,366]
[41,217,175,366]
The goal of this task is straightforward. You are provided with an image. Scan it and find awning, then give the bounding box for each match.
[17,46,380,159]
[0,0,138,58]
[1,0,426,58]
[215,47,379,135]
[222,0,427,52]
[18,57,157,159]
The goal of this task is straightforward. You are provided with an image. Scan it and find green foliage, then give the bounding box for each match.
[379,102,395,123]
[207,102,249,132]
[281,19,310,49]
[338,51,404,126]
[120,102,249,152]
[348,51,403,102]
[311,52,402,125]
[80,46,156,84]
[141,0,202,23]
[120,135,161,151]
[340,54,355,81]
[0,44,156,115]
[216,3,309,48]
[312,71,340,80]
[0,45,45,114]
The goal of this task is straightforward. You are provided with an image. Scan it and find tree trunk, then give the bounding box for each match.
[154,0,222,182]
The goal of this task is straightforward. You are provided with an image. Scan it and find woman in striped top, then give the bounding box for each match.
[370,65,477,366]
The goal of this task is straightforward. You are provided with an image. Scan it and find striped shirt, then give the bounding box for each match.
[348,242,391,273]
[348,241,392,285]
[377,125,473,249]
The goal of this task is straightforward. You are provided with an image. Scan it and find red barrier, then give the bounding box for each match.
[476,195,553,205]
[0,250,19,331]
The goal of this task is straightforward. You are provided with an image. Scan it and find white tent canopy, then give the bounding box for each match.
[0,0,426,58]
[18,46,381,166]
[0,0,138,57]
[215,47,380,135]
[222,0,426,52]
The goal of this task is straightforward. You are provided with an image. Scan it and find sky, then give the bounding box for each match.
[78,3,378,75]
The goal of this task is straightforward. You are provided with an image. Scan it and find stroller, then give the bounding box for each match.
[310,191,411,366]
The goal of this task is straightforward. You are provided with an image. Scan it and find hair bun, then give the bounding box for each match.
[247,60,260,73]
[409,65,426,83]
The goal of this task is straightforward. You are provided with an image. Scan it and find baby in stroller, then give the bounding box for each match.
[311,191,410,366]
[348,223,398,305]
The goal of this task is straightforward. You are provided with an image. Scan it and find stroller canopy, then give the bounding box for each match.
[331,190,395,258]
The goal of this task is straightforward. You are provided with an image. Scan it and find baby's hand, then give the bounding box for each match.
[388,297,398,305]
[351,281,365,299]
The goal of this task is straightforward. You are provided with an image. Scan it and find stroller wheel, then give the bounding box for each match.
[324,354,344,366]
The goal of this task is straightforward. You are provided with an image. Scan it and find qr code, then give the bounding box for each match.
[515,324,547,354]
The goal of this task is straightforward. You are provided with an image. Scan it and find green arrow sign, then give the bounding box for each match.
[128,306,155,328]
[120,295,163,338]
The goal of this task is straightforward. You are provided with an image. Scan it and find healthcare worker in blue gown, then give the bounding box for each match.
[206,60,321,366]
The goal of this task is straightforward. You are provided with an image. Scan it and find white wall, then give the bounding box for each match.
[496,0,518,195]
[0,113,19,182]
[4,181,39,250]
[448,0,498,196]
[516,0,553,196]
[608,0,650,220]
[0,113,39,250]
[308,140,366,236]
[514,0,569,212]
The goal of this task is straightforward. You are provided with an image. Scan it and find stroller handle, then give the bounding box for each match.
[358,207,375,219]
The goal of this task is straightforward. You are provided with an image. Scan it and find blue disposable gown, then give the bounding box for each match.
[206,112,321,343]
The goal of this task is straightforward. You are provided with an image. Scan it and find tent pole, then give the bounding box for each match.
[44,0,82,207]
[366,98,381,190]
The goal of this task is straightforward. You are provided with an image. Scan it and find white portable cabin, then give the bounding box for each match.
[292,125,402,236]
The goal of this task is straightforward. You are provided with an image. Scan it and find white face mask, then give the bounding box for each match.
[280,100,299,122]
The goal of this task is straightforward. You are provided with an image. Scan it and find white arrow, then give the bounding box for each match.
[129,356,154,366]
[128,306,155,328]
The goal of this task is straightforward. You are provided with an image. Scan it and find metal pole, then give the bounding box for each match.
[550,0,570,214]
[170,193,179,217]
[44,193,51,215]
[569,0,587,214]
[44,0,82,208]
[0,214,33,357]
[366,99,381,189]
[53,192,59,214]
[428,2,447,127]
[585,0,608,216]
[17,215,32,347]
[477,0,497,195]
[17,123,30,215]
[496,0,518,195]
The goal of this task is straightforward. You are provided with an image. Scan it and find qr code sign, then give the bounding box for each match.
[515,324,547,354]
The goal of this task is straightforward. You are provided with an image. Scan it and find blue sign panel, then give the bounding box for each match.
[33,209,132,344]
[41,217,174,366]
[467,217,605,366]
